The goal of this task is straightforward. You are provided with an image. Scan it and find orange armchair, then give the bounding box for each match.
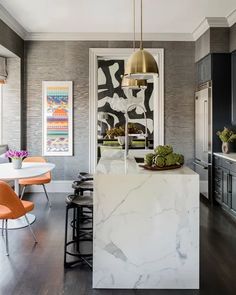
[19,157,52,207]
[0,181,37,255]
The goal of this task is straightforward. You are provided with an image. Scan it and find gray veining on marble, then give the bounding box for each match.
[93,151,199,289]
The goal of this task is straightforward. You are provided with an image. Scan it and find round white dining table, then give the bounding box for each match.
[0,162,55,229]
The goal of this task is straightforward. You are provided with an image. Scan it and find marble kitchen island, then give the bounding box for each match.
[93,151,199,289]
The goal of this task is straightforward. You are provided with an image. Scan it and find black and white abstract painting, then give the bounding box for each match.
[97,59,154,139]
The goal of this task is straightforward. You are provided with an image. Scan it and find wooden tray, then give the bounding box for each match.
[139,164,182,171]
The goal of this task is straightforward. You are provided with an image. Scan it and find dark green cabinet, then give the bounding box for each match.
[214,156,236,219]
[232,51,236,125]
[230,172,236,214]
[222,168,230,209]
[196,55,212,85]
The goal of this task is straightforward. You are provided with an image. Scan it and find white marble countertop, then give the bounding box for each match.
[214,152,236,162]
[96,150,197,176]
[93,149,199,289]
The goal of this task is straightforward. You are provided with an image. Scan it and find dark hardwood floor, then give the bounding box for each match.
[1,193,236,295]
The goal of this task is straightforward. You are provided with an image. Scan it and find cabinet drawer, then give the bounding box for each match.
[221,158,236,172]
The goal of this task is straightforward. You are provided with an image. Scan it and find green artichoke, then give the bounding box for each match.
[165,153,184,166]
[154,145,173,156]
[175,154,184,165]
[144,153,155,166]
[154,155,166,167]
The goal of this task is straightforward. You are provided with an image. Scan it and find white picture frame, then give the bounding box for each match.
[42,81,73,156]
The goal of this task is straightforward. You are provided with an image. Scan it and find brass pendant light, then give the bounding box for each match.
[121,0,147,89]
[125,0,159,80]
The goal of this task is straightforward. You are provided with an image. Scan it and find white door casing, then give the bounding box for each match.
[89,48,164,172]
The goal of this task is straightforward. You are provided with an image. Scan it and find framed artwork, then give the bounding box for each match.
[42,81,73,156]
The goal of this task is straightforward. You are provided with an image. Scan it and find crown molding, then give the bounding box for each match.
[0,4,27,39]
[25,32,193,41]
[227,9,236,27]
[207,17,229,27]
[192,18,210,41]
[192,17,229,41]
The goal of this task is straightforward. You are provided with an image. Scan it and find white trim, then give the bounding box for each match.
[0,4,27,39]
[89,48,164,173]
[26,180,74,193]
[227,9,236,27]
[192,17,229,41]
[207,17,229,27]
[25,32,193,41]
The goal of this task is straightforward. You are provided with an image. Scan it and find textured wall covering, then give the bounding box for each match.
[0,19,24,149]
[2,58,21,149]
[0,19,24,59]
[25,41,195,180]
[195,29,210,62]
[210,27,229,53]
[230,23,236,52]
[195,28,229,62]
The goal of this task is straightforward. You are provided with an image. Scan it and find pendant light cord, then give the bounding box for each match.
[133,0,135,51]
[140,0,143,50]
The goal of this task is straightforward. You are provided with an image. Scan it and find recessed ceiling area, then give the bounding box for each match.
[0,0,235,40]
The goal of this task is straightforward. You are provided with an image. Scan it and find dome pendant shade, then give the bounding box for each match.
[121,75,147,89]
[125,49,159,80]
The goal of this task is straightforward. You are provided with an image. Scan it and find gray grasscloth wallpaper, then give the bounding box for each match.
[0,19,24,149]
[195,28,230,62]
[2,57,21,149]
[25,41,195,180]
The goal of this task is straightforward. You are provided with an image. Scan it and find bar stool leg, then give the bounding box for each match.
[1,219,4,236]
[64,205,69,267]
[5,219,9,256]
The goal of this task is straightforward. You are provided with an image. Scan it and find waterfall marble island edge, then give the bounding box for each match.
[93,151,199,289]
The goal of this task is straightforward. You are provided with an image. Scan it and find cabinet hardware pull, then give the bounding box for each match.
[227,175,232,194]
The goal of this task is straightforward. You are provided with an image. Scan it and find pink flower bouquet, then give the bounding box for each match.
[5,150,29,159]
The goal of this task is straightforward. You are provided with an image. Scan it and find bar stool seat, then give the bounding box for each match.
[72,181,93,191]
[78,172,93,181]
[66,194,93,207]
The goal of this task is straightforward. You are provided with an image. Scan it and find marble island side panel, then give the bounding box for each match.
[93,156,199,289]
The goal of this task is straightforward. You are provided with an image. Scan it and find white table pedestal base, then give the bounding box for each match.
[0,214,36,230]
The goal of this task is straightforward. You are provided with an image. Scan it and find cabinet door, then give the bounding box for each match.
[214,166,222,203]
[230,172,236,214]
[196,55,211,85]
[222,169,230,208]
[202,55,211,83]
[232,51,236,125]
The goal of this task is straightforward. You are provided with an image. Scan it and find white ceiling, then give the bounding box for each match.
[0,0,236,40]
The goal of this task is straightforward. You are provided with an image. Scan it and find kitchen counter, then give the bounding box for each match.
[214,152,236,162]
[93,151,199,289]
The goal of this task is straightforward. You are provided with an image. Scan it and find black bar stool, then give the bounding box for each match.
[64,194,93,269]
[78,172,93,181]
[71,175,94,240]
[72,180,93,195]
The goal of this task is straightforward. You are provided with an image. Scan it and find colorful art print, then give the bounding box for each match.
[42,81,73,156]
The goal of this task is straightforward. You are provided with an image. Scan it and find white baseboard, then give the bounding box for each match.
[26,180,74,193]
